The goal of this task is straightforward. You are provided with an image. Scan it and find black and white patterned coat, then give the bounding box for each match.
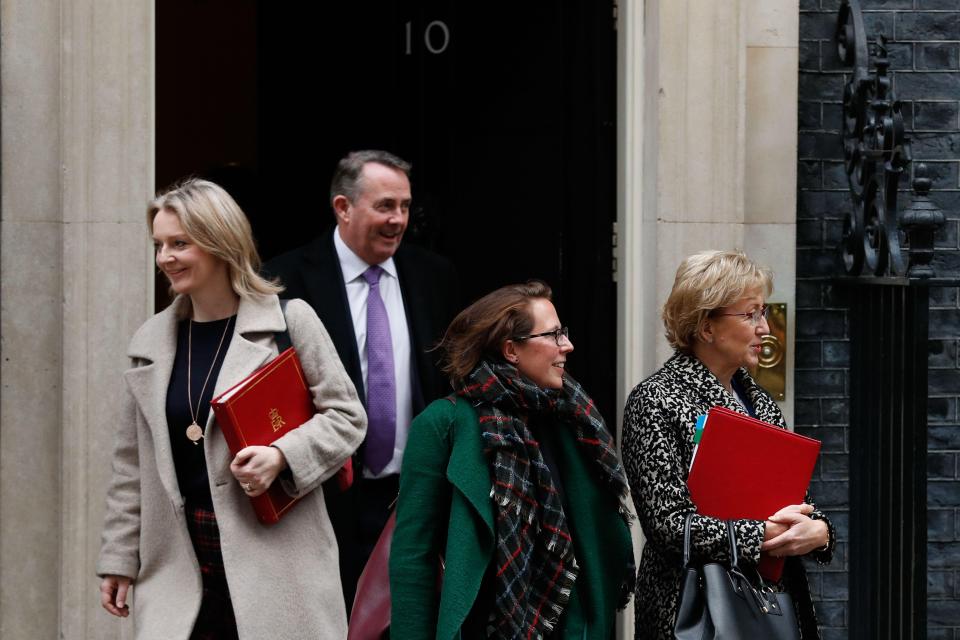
[621,351,834,640]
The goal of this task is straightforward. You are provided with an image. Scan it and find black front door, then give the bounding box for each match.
[157,0,619,419]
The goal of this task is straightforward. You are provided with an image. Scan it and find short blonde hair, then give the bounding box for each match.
[662,250,773,352]
[148,178,283,300]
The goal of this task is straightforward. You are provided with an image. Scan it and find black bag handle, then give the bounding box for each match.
[725,520,776,613]
[275,299,292,352]
[726,520,740,568]
[683,516,743,571]
[682,512,695,568]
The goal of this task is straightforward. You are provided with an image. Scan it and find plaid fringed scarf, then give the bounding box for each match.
[457,359,631,639]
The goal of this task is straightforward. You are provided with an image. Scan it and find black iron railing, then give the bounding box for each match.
[835,1,945,638]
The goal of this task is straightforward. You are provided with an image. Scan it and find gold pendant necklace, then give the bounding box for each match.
[186,314,234,444]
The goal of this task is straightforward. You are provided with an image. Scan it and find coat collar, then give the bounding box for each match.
[663,350,785,427]
[123,294,285,503]
[299,229,429,412]
[445,399,495,535]
[301,230,364,397]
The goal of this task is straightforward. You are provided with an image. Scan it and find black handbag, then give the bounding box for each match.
[674,513,800,640]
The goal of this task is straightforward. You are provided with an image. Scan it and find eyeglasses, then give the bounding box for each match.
[513,326,570,346]
[714,304,769,326]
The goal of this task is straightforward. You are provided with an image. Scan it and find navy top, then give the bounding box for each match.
[731,374,757,418]
[165,315,235,508]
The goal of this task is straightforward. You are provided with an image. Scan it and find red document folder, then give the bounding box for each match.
[687,405,821,581]
[211,347,316,525]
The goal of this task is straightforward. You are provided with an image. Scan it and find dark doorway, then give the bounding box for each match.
[157,0,619,418]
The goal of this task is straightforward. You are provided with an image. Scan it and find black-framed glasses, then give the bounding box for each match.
[513,326,570,346]
[714,304,770,326]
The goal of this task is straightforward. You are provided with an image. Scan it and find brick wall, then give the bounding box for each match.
[798,1,960,638]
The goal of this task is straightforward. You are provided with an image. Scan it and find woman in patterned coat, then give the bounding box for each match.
[621,250,835,639]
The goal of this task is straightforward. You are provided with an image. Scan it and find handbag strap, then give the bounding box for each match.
[725,521,778,614]
[682,512,695,568]
[683,516,742,570]
[725,520,740,568]
[275,299,292,352]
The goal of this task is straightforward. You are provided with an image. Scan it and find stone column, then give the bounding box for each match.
[653,0,750,361]
[618,0,799,425]
[744,0,800,423]
[0,2,64,637]
[617,0,659,429]
[0,0,154,637]
[616,3,652,638]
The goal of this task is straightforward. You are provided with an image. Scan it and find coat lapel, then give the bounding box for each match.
[436,399,494,640]
[665,352,746,415]
[445,399,495,535]
[300,231,365,399]
[666,351,785,426]
[123,295,286,504]
[202,295,284,477]
[124,297,186,504]
[447,416,493,536]
[736,369,787,427]
[394,247,431,413]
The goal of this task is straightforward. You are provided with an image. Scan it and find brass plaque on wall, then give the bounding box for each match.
[749,302,786,401]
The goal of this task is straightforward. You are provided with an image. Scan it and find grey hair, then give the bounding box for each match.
[329,150,412,207]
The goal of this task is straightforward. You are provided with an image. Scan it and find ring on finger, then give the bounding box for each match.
[241,482,252,492]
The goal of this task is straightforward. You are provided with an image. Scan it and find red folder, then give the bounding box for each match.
[211,347,352,524]
[687,406,821,581]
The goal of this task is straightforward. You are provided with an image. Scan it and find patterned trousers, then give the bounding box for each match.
[185,503,239,640]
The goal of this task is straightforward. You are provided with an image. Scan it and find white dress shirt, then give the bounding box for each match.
[334,227,413,478]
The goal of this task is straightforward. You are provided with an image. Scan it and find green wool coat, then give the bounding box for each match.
[389,397,633,640]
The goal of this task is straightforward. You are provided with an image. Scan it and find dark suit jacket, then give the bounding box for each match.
[264,228,461,417]
[264,229,461,608]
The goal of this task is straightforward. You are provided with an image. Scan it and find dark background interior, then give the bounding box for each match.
[157,0,620,418]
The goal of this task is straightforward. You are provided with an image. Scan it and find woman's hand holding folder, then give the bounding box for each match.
[230,445,288,498]
[761,503,829,557]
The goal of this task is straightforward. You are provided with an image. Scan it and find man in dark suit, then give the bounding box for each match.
[264,150,459,610]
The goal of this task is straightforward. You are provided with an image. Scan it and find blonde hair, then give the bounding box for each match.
[662,250,772,352]
[148,178,283,300]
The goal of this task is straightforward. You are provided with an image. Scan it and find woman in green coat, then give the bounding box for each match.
[390,281,635,640]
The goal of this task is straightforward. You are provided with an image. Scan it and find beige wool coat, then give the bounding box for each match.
[97,294,367,639]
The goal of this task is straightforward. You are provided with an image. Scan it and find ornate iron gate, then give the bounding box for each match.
[836,2,945,637]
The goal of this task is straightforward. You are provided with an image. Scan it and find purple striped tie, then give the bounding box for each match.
[362,266,396,475]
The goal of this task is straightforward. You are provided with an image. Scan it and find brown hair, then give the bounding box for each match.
[439,281,552,384]
[662,249,773,352]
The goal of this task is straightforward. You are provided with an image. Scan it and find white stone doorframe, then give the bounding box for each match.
[616,0,799,423]
[0,0,154,638]
[615,1,654,637]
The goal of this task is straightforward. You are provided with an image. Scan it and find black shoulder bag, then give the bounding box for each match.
[674,513,800,640]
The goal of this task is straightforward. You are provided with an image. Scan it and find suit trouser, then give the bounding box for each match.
[326,474,400,613]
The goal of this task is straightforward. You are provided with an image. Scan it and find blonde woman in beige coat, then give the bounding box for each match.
[97,179,367,639]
